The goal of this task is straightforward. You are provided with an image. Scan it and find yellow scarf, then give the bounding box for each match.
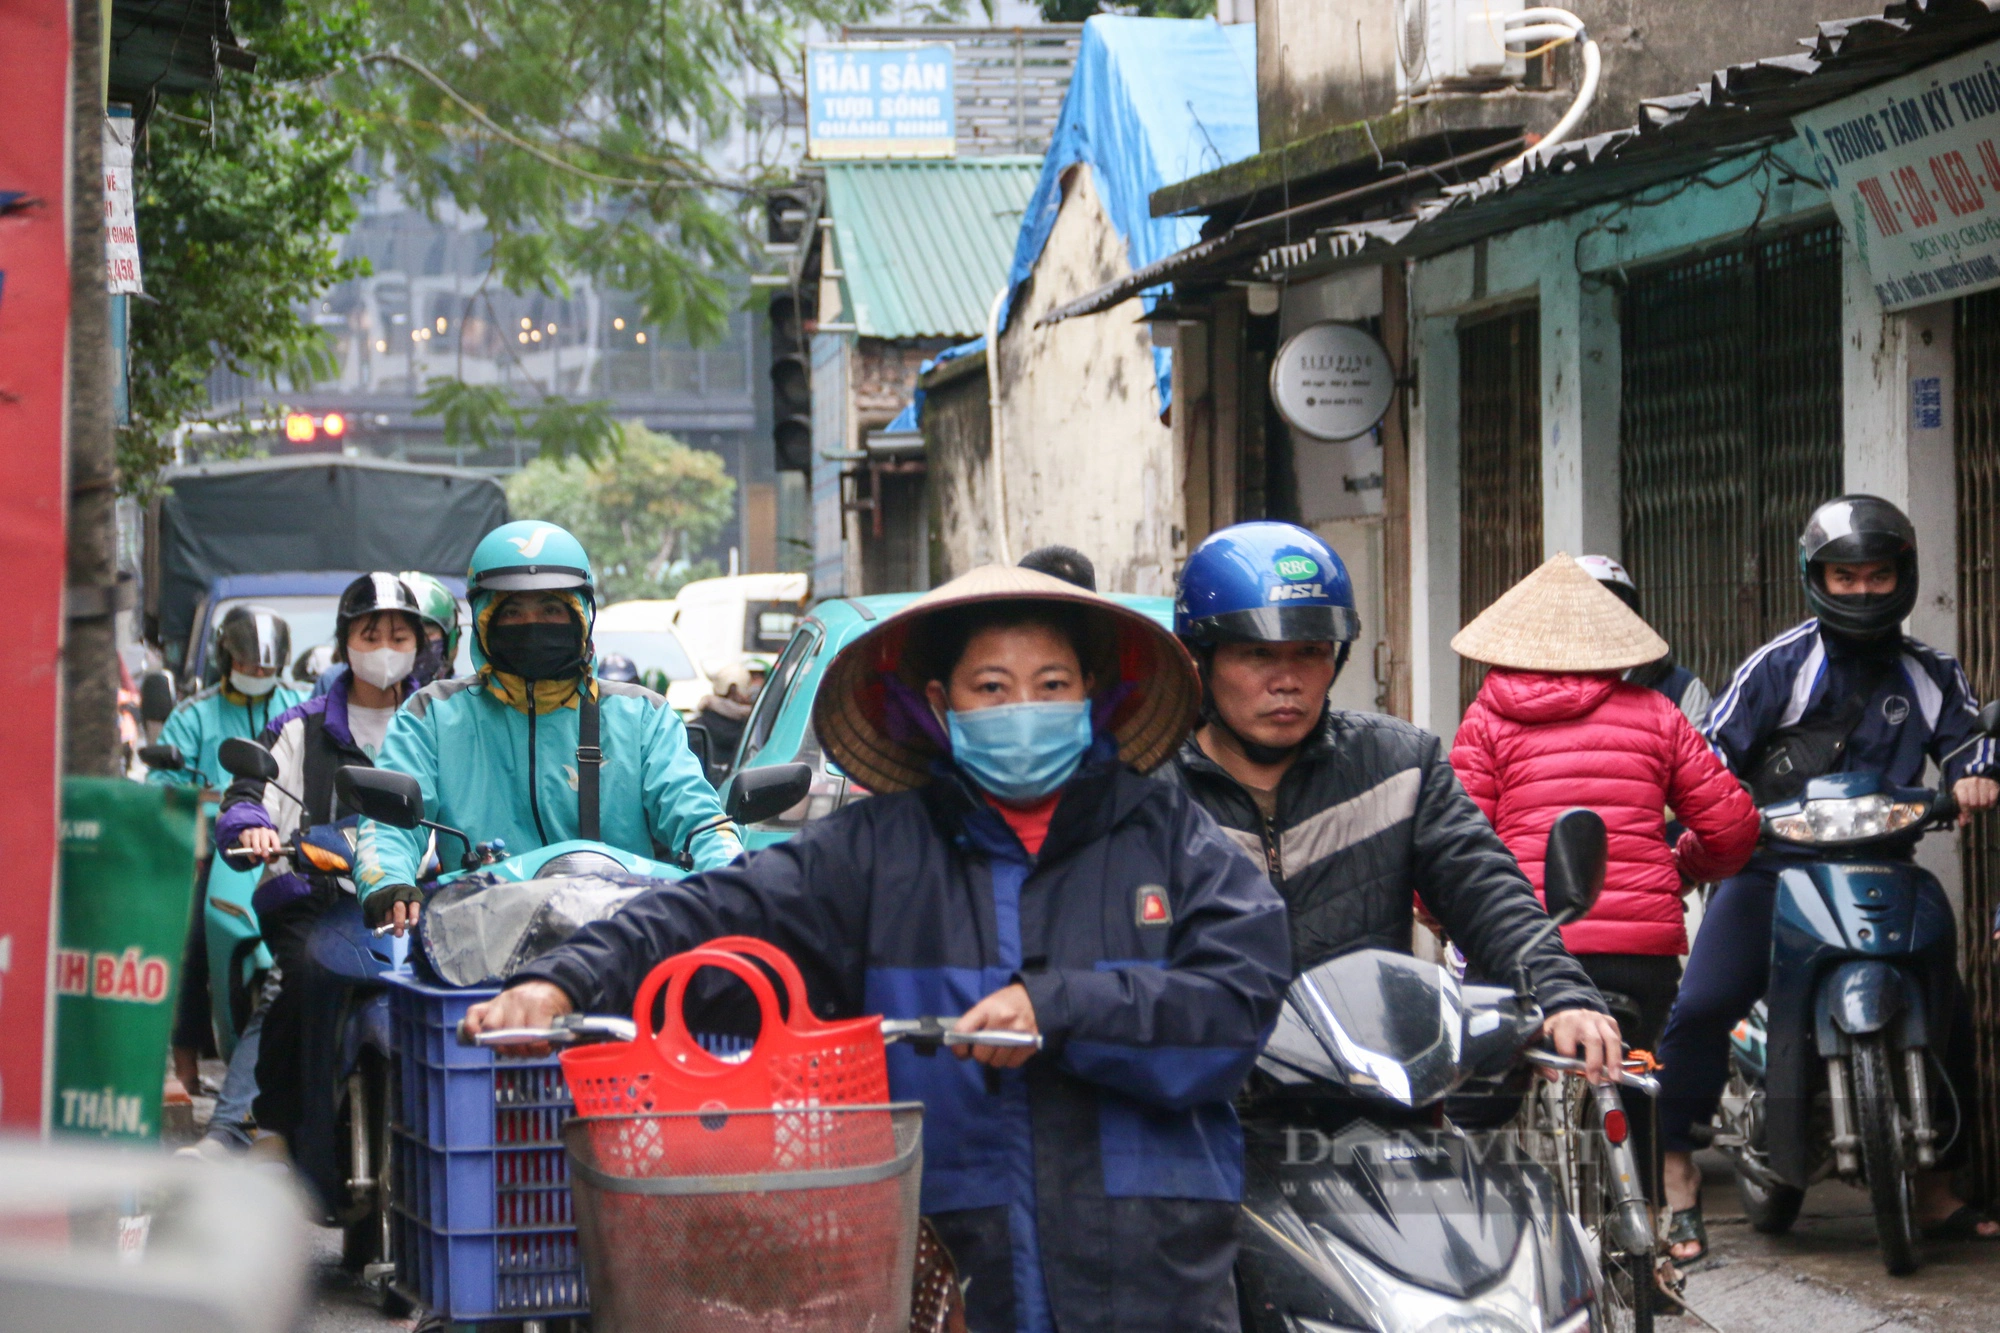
[475,593,599,716]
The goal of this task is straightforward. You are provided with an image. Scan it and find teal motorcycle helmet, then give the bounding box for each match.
[467,521,599,683]
[467,520,597,602]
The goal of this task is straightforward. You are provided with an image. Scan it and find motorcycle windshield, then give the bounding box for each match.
[1267,950,1466,1106]
[418,872,656,986]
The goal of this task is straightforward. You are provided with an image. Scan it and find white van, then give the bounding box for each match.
[671,573,810,678]
[593,599,709,715]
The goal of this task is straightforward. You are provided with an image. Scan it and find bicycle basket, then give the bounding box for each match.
[564,1103,923,1333]
[561,937,889,1117]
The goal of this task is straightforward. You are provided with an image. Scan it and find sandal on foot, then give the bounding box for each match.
[1921,1204,2000,1242]
[1665,1204,1709,1264]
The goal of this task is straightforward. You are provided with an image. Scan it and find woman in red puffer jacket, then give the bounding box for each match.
[1448,555,1759,1059]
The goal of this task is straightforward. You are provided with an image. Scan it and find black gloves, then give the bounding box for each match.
[363,882,424,928]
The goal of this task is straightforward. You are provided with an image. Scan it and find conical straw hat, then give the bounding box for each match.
[1450,552,1670,672]
[812,564,1201,794]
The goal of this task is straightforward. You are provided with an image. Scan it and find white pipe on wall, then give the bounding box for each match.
[985,285,1013,564]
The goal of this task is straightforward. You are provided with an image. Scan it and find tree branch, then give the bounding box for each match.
[357,51,759,195]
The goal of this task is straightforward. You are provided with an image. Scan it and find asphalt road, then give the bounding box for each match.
[1681,1150,2000,1333]
[185,1059,1995,1331]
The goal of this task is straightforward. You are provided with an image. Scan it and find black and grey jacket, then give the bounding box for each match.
[1157,708,1604,1014]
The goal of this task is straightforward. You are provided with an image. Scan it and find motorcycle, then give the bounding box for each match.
[1703,701,2000,1276]
[216,737,809,1308]
[136,741,273,1060]
[211,738,406,1285]
[1237,810,1663,1333]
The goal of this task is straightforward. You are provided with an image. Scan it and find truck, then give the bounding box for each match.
[144,455,509,692]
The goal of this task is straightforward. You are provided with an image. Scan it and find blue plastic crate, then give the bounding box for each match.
[391,1207,587,1321]
[385,970,589,1322]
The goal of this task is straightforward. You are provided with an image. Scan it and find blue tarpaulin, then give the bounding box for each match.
[1001,17,1258,410]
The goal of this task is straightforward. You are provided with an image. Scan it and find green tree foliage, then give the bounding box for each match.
[123,0,886,489]
[505,423,737,602]
[122,5,369,493]
[316,0,884,452]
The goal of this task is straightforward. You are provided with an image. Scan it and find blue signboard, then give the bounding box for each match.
[807,43,955,160]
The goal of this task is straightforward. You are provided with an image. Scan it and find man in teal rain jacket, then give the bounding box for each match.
[150,605,301,789]
[354,521,738,929]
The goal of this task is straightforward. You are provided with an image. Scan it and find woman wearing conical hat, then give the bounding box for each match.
[1447,556,1759,1183]
[466,564,1290,1333]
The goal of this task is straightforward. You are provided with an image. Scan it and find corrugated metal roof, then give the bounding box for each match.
[824,158,1042,340]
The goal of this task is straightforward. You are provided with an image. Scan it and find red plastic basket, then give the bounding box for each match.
[560,936,889,1120]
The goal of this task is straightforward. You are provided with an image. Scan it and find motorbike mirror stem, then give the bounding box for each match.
[675,813,733,870]
[418,819,478,872]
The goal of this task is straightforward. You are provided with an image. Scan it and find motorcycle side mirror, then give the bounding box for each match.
[137,742,184,772]
[1543,807,1608,926]
[218,736,280,783]
[722,762,812,827]
[337,766,425,829]
[139,670,177,724]
[685,722,722,786]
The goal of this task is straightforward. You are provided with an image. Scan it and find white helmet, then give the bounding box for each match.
[1575,555,1639,612]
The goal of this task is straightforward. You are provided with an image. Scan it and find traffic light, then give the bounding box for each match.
[769,287,815,473]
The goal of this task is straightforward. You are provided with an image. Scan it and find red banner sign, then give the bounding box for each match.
[0,0,72,1133]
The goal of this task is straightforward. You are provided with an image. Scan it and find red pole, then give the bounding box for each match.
[0,0,74,1133]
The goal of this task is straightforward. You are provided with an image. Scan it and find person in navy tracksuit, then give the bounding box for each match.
[1654,497,1999,1260]
[468,565,1291,1333]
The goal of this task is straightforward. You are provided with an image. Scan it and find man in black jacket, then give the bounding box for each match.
[1163,523,1619,1075]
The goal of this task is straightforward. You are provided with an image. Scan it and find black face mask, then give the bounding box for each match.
[485,621,586,681]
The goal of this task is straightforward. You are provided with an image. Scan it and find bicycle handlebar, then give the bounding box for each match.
[459,1013,1045,1052]
[1522,1047,1661,1096]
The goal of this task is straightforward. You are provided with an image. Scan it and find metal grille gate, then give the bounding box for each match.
[1619,224,1844,695]
[1955,288,2000,1198]
[1459,306,1544,710]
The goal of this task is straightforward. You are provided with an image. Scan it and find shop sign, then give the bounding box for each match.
[1269,321,1394,441]
[104,112,142,294]
[1797,36,2000,309]
[807,43,955,160]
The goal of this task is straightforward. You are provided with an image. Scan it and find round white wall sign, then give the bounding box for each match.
[1269,321,1394,441]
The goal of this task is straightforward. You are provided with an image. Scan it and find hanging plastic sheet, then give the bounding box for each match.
[1002,17,1258,409]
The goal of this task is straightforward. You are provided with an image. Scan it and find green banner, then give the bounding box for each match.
[51,777,199,1141]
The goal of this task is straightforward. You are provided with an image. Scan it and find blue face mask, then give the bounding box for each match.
[946,700,1094,804]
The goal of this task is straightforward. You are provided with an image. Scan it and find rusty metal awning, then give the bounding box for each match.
[1034,138,1525,326]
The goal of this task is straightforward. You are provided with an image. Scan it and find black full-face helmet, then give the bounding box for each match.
[214,605,291,678]
[1798,494,1918,642]
[334,572,424,664]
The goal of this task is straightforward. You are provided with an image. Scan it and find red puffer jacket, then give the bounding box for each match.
[1450,669,1758,955]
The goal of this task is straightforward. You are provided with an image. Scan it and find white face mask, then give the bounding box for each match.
[231,670,279,697]
[349,646,416,691]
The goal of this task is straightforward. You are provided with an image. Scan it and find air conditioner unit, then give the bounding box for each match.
[1397,0,1527,97]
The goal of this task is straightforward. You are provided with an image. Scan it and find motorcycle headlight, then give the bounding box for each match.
[1768,793,1927,844]
[1414,1318,1532,1333]
[1282,1220,1549,1333]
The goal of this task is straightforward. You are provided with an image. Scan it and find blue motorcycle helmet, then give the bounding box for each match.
[1176,522,1360,761]
[1176,522,1361,656]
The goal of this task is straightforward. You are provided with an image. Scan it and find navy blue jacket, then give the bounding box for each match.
[514,760,1291,1333]
[1704,620,1993,791]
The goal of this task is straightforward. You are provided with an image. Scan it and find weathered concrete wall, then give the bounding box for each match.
[1255,1,1866,149]
[1256,0,1398,150]
[1406,142,1831,737]
[990,165,1182,595]
[922,350,997,582]
[854,338,947,427]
